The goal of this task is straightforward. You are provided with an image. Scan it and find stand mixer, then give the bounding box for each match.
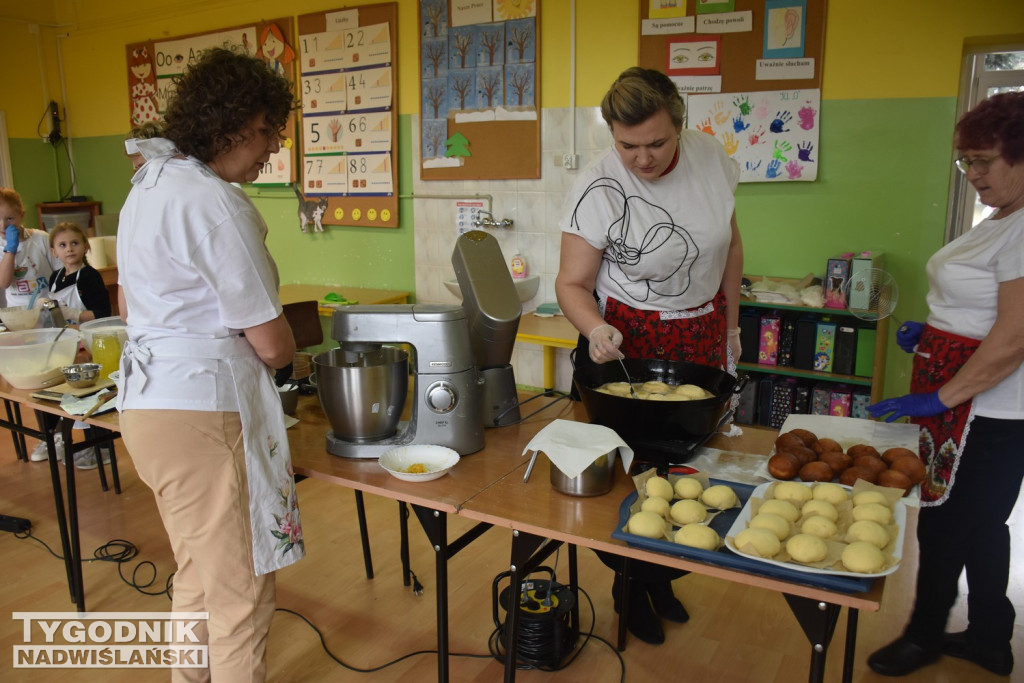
[321,304,485,458]
[318,230,523,459]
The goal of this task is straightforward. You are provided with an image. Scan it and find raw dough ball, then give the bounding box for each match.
[812,482,849,506]
[642,380,671,394]
[750,512,790,540]
[649,392,685,401]
[786,533,828,563]
[674,523,720,550]
[842,541,886,573]
[852,490,888,507]
[847,520,890,549]
[801,515,838,539]
[802,499,839,522]
[774,481,813,506]
[673,477,703,500]
[604,382,633,397]
[640,496,670,516]
[670,499,708,525]
[734,527,782,558]
[627,511,666,538]
[759,498,800,523]
[701,484,738,510]
[852,502,893,525]
[645,476,674,501]
[675,383,710,399]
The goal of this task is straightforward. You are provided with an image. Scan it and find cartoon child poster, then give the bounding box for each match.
[128,46,160,125]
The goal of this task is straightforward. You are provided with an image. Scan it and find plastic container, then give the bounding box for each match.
[0,328,83,389]
[79,315,127,348]
[0,306,42,331]
[510,252,527,279]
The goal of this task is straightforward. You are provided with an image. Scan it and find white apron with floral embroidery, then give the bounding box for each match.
[117,335,305,575]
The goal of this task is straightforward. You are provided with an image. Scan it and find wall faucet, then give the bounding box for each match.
[471,210,514,229]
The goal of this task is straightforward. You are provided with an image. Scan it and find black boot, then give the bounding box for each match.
[942,631,1013,676]
[611,573,664,645]
[867,636,940,676]
[645,580,689,623]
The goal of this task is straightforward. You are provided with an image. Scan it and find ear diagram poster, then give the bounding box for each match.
[687,88,820,182]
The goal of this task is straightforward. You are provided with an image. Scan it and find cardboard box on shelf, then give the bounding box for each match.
[849,251,885,311]
[814,320,837,372]
[824,254,853,309]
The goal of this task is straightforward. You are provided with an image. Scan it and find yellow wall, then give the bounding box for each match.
[3,0,1022,139]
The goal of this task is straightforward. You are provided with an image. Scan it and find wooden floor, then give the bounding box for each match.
[0,431,1022,682]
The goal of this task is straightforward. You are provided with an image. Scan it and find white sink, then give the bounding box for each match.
[444,274,540,303]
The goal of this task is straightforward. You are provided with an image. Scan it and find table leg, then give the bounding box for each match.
[543,347,555,392]
[616,557,631,651]
[783,594,842,683]
[60,418,86,612]
[353,491,374,579]
[399,502,411,586]
[34,412,75,605]
[842,608,859,683]
[4,399,27,461]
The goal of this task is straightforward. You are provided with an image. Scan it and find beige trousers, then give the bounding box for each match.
[121,410,276,683]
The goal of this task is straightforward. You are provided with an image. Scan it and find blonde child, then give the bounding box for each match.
[0,187,58,307]
[47,222,111,325]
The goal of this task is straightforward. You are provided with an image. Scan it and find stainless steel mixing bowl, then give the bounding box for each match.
[313,346,409,441]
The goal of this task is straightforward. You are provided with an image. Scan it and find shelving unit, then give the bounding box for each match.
[37,201,101,236]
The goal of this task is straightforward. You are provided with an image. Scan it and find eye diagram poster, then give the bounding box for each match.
[687,89,820,182]
[297,3,399,228]
[126,17,298,186]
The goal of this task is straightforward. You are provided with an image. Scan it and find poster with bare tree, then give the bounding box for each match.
[419,0,540,180]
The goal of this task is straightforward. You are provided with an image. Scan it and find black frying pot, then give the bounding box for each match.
[573,357,745,443]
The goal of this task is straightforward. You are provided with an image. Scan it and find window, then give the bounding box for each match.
[945,45,1024,244]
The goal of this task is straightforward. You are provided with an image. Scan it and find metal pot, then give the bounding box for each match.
[549,450,617,497]
[313,346,409,441]
[573,358,744,444]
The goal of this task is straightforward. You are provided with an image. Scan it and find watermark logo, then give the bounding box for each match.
[13,612,209,668]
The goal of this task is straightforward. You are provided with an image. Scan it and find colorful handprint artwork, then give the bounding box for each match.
[688,89,820,183]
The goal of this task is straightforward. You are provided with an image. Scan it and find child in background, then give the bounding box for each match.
[47,221,111,325]
[0,187,58,307]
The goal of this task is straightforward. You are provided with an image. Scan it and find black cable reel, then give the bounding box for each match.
[491,566,578,669]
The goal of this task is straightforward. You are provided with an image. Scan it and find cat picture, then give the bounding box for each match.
[294,184,328,233]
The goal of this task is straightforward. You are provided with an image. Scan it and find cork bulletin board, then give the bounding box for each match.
[296,3,399,228]
[419,0,541,181]
[638,0,827,183]
[125,17,298,186]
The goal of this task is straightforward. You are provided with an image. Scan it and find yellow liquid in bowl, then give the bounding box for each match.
[91,334,122,380]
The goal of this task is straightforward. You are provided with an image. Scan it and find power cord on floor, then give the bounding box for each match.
[274,607,492,673]
[11,529,174,599]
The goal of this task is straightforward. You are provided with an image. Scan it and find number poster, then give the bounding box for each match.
[297,3,399,228]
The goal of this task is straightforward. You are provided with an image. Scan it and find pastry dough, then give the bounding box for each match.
[673,477,703,500]
[852,491,888,507]
[773,481,813,506]
[801,515,838,539]
[734,527,781,558]
[627,511,666,538]
[812,482,849,506]
[786,533,828,563]
[801,499,839,522]
[640,496,670,516]
[750,512,790,540]
[759,498,800,523]
[842,541,886,573]
[852,502,893,525]
[674,523,720,550]
[670,499,708,525]
[645,476,674,501]
[847,519,890,549]
[701,484,738,510]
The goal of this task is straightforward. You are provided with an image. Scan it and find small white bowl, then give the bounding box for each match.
[379,445,460,482]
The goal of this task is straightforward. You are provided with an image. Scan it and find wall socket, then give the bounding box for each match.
[557,153,579,170]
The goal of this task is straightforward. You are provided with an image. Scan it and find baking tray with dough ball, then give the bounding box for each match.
[611,472,876,593]
[30,378,115,401]
[724,480,906,580]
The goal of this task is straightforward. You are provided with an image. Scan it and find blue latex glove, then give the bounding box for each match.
[3,224,19,254]
[896,320,925,353]
[868,391,947,423]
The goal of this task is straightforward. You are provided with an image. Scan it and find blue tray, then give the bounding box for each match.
[611,478,874,595]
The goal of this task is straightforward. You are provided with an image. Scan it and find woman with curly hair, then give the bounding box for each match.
[116,47,303,682]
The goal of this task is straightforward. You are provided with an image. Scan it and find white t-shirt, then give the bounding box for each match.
[925,206,1024,418]
[1,229,58,306]
[559,129,739,311]
[117,154,283,411]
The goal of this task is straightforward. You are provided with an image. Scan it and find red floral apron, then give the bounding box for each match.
[911,324,981,506]
[604,291,728,369]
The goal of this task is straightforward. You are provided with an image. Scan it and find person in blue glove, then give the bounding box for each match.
[865,92,1024,678]
[0,187,59,308]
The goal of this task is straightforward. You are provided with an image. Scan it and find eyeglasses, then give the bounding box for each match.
[955,154,1000,175]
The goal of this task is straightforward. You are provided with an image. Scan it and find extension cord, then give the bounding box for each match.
[0,514,31,533]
